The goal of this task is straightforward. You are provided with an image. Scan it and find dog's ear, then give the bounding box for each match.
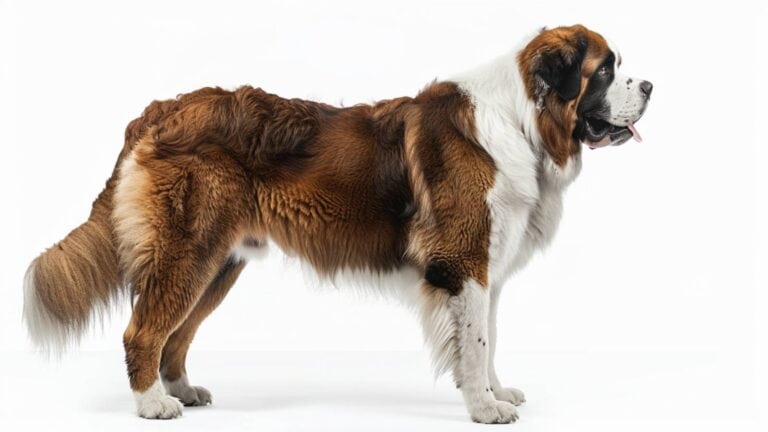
[534,35,587,101]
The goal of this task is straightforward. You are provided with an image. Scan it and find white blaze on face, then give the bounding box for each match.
[605,40,648,127]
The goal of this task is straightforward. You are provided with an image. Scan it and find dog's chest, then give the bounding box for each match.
[485,154,580,287]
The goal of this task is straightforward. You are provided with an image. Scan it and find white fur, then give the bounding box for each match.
[23,257,125,358]
[24,152,136,357]
[231,241,270,262]
[605,39,648,126]
[453,35,583,408]
[113,152,154,280]
[488,287,526,405]
[419,285,460,378]
[55,32,621,423]
[305,263,423,306]
[450,280,518,423]
[453,42,579,287]
[135,378,183,419]
[22,260,69,358]
[233,236,424,306]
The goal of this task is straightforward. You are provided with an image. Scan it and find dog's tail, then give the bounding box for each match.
[22,88,290,356]
[22,92,186,356]
[23,186,125,357]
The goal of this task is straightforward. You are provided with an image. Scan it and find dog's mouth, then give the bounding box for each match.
[581,117,642,149]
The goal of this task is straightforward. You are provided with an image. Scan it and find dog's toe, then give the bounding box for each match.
[163,375,213,407]
[470,400,519,424]
[135,381,184,420]
[493,387,526,406]
[189,386,212,406]
[172,384,212,406]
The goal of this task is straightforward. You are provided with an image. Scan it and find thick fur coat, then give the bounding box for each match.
[23,25,651,423]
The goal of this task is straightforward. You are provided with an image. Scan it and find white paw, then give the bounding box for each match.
[470,400,519,424]
[163,375,212,406]
[137,394,183,419]
[493,387,526,406]
[135,379,184,419]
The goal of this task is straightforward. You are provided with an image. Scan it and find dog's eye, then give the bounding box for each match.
[597,66,610,77]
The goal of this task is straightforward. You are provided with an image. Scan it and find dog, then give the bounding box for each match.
[23,24,651,423]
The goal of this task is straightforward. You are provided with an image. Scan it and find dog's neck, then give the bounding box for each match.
[451,49,581,189]
[451,50,541,147]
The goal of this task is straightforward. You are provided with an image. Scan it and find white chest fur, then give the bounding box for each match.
[454,49,581,290]
[491,154,580,285]
[484,145,580,289]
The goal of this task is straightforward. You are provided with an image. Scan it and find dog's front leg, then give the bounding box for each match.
[487,285,526,406]
[450,280,519,423]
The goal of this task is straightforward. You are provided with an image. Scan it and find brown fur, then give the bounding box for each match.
[160,259,246,384]
[25,25,614,398]
[105,80,497,392]
[29,191,120,338]
[518,24,611,166]
[24,99,153,348]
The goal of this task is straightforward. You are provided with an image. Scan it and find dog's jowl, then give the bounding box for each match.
[23,25,651,423]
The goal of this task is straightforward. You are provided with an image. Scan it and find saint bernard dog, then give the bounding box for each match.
[23,25,652,423]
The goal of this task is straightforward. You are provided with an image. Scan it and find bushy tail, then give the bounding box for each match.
[22,86,282,356]
[23,191,124,356]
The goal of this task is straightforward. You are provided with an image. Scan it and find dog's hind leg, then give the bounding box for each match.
[114,144,250,419]
[160,258,246,406]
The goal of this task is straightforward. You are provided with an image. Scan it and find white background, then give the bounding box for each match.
[1,0,766,431]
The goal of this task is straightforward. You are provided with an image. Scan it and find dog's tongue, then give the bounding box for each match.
[586,122,643,149]
[627,122,642,142]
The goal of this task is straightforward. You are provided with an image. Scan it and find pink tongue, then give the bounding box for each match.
[627,122,642,142]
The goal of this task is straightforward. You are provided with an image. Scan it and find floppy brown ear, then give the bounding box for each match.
[534,35,587,101]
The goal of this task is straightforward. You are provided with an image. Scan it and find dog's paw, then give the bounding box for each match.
[169,386,213,406]
[137,394,183,419]
[469,400,519,424]
[135,381,183,419]
[163,375,212,406]
[174,385,212,407]
[493,386,526,406]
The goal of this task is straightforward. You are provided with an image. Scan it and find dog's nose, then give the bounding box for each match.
[640,80,653,98]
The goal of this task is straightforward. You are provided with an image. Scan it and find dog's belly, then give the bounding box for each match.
[231,237,270,262]
[231,237,423,302]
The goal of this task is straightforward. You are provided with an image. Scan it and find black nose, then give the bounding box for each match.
[640,80,653,98]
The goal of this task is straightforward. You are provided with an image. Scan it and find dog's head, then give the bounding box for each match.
[518,25,652,163]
